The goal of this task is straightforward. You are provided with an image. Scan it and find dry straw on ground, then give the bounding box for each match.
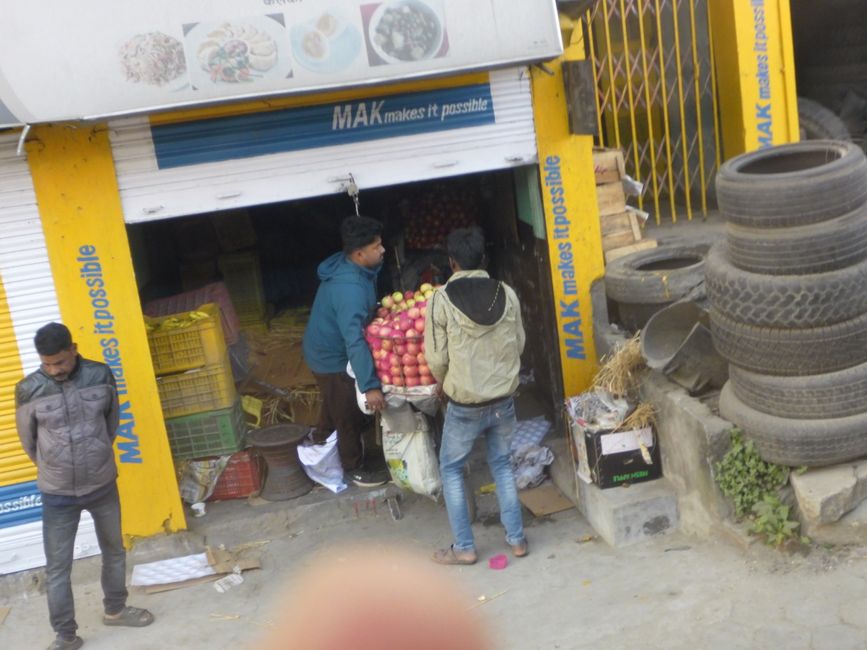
[591,333,646,398]
[616,402,656,431]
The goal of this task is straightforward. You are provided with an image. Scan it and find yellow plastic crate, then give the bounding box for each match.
[146,303,227,376]
[156,354,237,419]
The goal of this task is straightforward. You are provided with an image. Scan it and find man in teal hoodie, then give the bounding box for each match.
[303,216,388,487]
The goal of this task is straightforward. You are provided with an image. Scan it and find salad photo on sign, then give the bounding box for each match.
[118,31,189,91]
[361,0,449,67]
[183,14,292,88]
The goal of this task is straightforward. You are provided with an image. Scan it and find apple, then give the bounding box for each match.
[415,301,427,310]
[423,290,434,300]
[420,283,433,293]
[414,291,424,301]
[397,317,412,332]
[404,365,419,378]
[413,318,425,333]
[367,324,381,336]
[406,329,421,340]
[387,353,399,366]
[405,376,420,388]
[382,296,394,309]
[420,341,425,352]
[370,338,383,351]
[401,352,418,366]
[381,373,392,385]
[419,364,431,376]
[406,341,421,355]
[381,339,394,351]
[420,375,434,386]
[405,299,415,309]
[417,353,427,365]
[379,326,392,338]
[395,343,407,355]
[377,307,390,319]
[392,291,404,304]
[407,307,420,320]
[391,375,405,387]
[420,306,427,317]
[404,290,415,301]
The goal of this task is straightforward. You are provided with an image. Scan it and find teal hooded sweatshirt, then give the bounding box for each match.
[302,252,381,393]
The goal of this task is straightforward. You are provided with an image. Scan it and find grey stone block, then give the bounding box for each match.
[577,477,679,547]
[791,461,867,526]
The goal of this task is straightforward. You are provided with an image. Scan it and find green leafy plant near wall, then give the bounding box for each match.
[715,429,806,547]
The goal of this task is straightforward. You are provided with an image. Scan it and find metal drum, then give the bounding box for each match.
[246,423,313,501]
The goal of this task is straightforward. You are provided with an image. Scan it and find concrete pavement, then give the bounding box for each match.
[3,485,867,650]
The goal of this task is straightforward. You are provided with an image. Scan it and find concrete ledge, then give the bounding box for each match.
[640,372,733,537]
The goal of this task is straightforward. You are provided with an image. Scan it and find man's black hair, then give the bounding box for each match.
[34,323,73,356]
[341,216,383,255]
[447,227,486,270]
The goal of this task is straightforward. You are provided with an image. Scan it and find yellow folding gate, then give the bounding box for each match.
[586,0,720,223]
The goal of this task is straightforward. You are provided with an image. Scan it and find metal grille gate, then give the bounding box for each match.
[586,0,720,222]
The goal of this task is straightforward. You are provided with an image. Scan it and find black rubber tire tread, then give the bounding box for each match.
[725,201,867,275]
[709,308,867,376]
[729,362,867,419]
[705,243,867,328]
[604,244,708,304]
[718,382,867,467]
[615,301,670,333]
[716,141,867,228]
[798,97,851,141]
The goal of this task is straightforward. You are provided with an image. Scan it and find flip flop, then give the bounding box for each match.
[432,545,477,566]
[47,636,83,650]
[103,606,155,627]
[510,539,529,558]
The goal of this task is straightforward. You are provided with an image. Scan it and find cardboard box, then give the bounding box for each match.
[593,148,626,185]
[596,181,627,217]
[570,420,661,489]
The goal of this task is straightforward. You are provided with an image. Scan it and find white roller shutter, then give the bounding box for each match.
[0,132,99,575]
[110,67,538,223]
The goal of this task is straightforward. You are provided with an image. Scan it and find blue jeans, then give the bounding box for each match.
[439,398,525,553]
[42,483,128,638]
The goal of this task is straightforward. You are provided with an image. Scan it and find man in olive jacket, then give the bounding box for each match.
[16,323,153,650]
[424,227,528,565]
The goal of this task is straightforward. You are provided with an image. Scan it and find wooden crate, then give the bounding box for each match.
[596,182,627,217]
[592,148,626,185]
[604,239,659,264]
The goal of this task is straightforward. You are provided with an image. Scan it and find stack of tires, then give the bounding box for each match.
[708,141,867,467]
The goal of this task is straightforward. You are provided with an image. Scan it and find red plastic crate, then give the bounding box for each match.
[143,282,241,345]
[207,450,263,501]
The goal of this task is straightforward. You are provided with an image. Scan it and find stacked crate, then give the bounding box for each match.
[147,303,246,461]
[217,250,268,335]
[593,148,657,263]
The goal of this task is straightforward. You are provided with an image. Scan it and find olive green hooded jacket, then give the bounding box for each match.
[423,270,525,405]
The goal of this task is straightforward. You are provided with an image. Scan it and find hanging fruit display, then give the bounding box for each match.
[365,283,439,389]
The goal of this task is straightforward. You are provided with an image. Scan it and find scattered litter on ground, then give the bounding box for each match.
[130,544,262,594]
[581,580,592,587]
[210,613,241,621]
[479,483,496,495]
[0,606,10,625]
[576,535,597,544]
[470,590,509,609]
[214,572,244,593]
[665,545,692,552]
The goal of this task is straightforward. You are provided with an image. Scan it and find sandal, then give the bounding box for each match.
[509,539,529,558]
[47,636,83,650]
[432,545,477,566]
[103,606,155,627]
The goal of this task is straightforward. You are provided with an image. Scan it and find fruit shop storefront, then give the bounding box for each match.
[0,0,797,572]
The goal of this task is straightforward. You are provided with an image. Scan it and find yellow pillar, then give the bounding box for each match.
[708,0,799,157]
[26,123,186,544]
[531,24,604,397]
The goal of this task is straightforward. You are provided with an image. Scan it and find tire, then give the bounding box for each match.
[605,244,709,304]
[716,141,867,228]
[709,308,867,376]
[798,97,851,141]
[704,243,867,328]
[719,383,867,467]
[729,362,867,419]
[616,302,667,333]
[725,202,867,275]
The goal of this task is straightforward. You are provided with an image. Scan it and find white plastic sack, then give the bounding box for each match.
[297,431,347,493]
[381,407,441,499]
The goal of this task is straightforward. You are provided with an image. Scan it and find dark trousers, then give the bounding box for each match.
[42,483,128,638]
[313,371,368,471]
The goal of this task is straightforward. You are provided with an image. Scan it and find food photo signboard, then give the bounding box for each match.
[0,0,561,125]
